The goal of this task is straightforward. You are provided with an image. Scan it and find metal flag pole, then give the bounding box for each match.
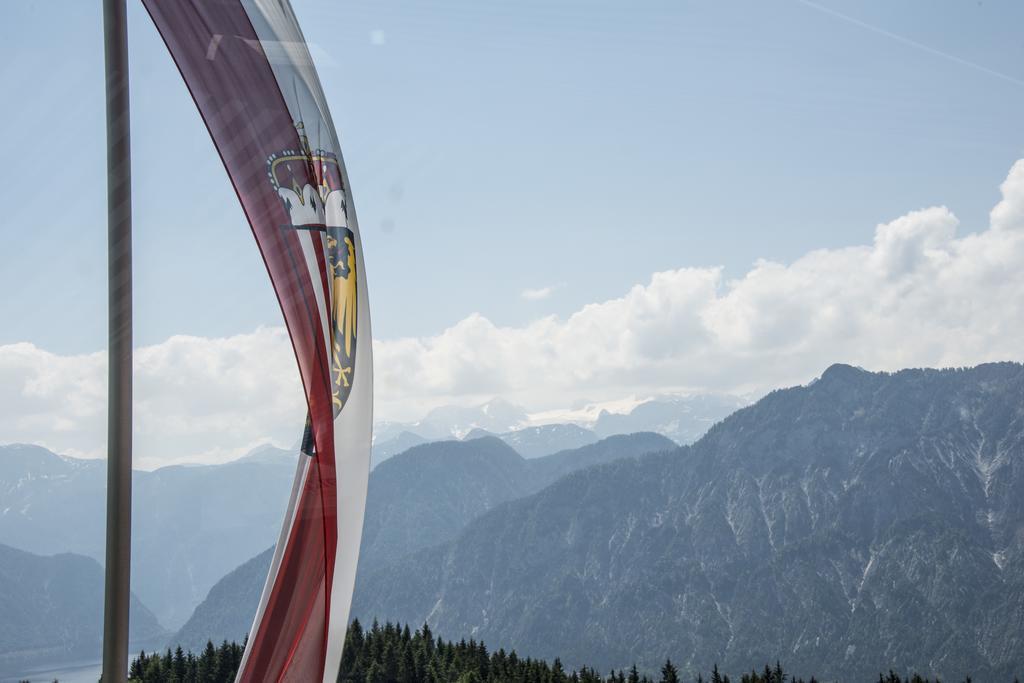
[102,0,133,681]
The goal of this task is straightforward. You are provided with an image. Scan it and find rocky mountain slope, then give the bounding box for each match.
[353,363,1024,681]
[362,433,674,568]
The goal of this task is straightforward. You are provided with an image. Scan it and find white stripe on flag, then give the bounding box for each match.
[236,450,312,676]
[296,228,333,371]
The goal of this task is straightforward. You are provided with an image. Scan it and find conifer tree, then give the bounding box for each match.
[172,645,187,682]
[130,650,147,680]
[552,657,568,683]
[365,660,385,683]
[659,658,680,683]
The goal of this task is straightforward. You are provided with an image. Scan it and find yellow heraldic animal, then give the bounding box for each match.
[328,233,358,408]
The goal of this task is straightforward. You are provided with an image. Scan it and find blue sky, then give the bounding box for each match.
[3,1,1024,464]
[4,0,1023,353]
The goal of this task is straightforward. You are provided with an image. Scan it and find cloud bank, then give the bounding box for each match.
[4,161,1024,466]
[0,328,304,468]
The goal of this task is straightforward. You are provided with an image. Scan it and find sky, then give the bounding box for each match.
[2,0,1024,466]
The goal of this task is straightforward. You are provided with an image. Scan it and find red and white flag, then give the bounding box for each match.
[142,2,372,680]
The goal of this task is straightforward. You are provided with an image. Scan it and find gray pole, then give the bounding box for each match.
[102,0,132,681]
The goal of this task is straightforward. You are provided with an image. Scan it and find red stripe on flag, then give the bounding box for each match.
[140,1,340,680]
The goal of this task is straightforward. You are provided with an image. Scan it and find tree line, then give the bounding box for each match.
[117,619,1006,683]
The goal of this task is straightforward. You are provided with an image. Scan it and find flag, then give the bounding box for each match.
[141,2,372,680]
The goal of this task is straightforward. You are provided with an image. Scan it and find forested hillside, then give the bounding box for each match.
[129,621,987,683]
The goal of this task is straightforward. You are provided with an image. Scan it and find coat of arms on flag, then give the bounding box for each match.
[268,123,359,414]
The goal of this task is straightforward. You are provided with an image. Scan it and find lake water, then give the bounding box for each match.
[0,656,138,683]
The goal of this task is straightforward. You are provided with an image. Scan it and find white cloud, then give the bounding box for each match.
[4,160,1024,466]
[0,328,305,469]
[521,285,558,301]
[374,159,1024,417]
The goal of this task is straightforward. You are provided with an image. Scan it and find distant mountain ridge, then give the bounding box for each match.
[371,393,743,468]
[374,398,530,443]
[352,363,1024,681]
[592,393,745,444]
[466,423,600,459]
[370,430,427,469]
[0,543,165,676]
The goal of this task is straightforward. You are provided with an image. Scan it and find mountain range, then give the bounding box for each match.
[0,395,701,636]
[178,363,1024,680]
[7,366,1023,679]
[353,363,1024,680]
[172,432,676,650]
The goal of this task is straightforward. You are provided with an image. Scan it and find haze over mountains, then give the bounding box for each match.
[0,392,718,675]
[0,443,295,631]
[179,363,1024,680]
[0,543,164,674]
